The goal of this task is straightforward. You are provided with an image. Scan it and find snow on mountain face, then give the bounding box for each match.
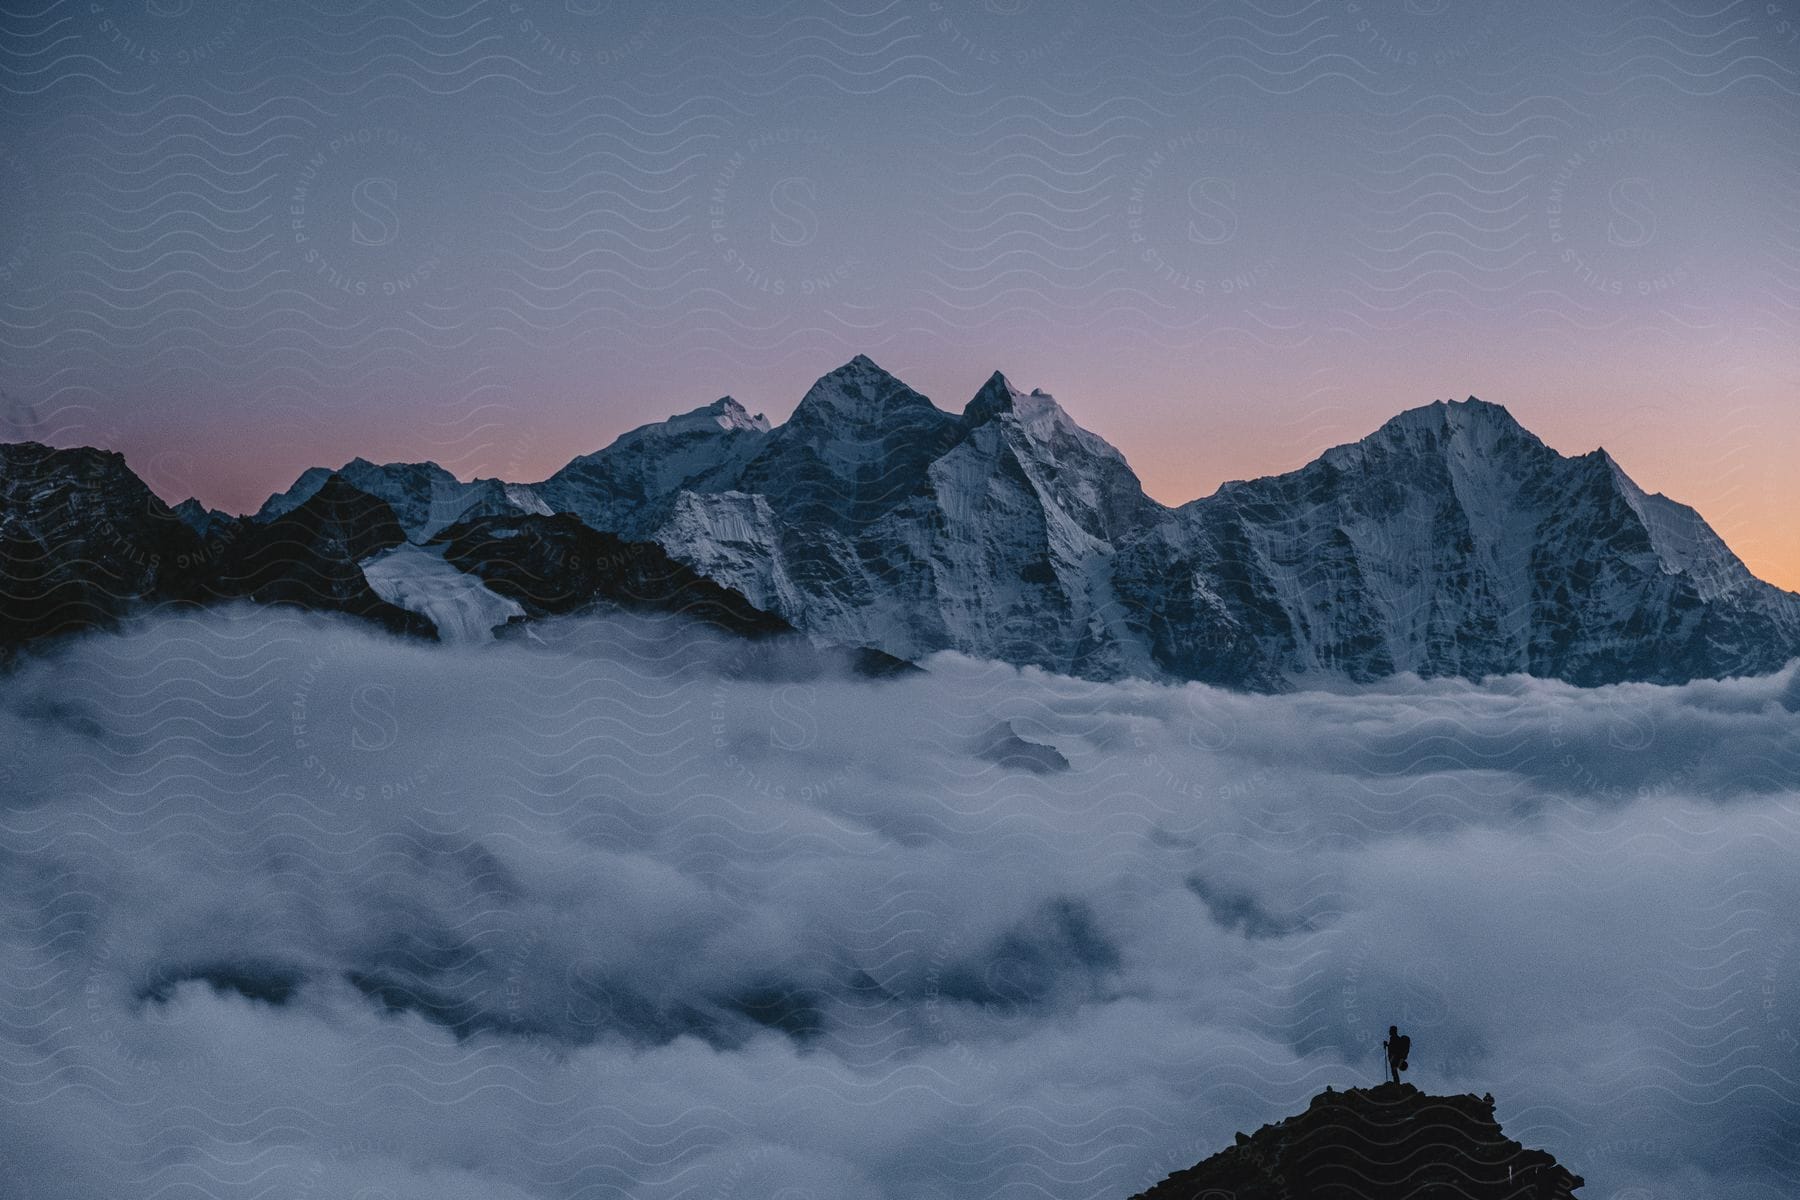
[1135,398,1571,683]
[532,397,772,538]
[257,459,546,543]
[528,371,1797,687]
[210,474,435,639]
[360,542,524,642]
[620,361,1167,673]
[734,355,966,529]
[1601,454,1755,601]
[187,364,1800,688]
[1114,397,1800,686]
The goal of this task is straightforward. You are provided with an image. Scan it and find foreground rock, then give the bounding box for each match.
[1131,1083,1582,1199]
[0,442,204,651]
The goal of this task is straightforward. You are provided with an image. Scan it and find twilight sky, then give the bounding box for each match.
[1,0,1797,586]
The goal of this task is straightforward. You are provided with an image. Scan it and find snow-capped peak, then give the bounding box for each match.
[1318,395,1545,476]
[789,355,936,426]
[652,396,772,438]
[178,360,1800,690]
[1381,395,1528,438]
[962,369,1026,425]
[705,396,771,433]
[960,371,1139,475]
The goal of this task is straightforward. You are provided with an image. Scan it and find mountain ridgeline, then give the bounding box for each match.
[4,356,1797,688]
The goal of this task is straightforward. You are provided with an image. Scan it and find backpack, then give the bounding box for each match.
[1393,1034,1411,1070]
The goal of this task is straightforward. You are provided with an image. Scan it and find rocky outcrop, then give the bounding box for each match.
[434,512,792,639]
[0,442,205,651]
[1131,1083,1583,1199]
[205,474,435,637]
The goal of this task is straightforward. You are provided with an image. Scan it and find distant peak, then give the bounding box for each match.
[339,456,455,480]
[299,472,386,509]
[814,354,906,390]
[1366,395,1533,443]
[1444,395,1517,422]
[642,396,771,438]
[813,353,890,382]
[963,369,1025,425]
[793,355,936,423]
[1311,395,1547,477]
[956,371,1140,476]
[1426,395,1518,423]
[702,396,771,433]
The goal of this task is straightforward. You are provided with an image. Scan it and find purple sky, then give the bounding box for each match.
[2,1,1796,585]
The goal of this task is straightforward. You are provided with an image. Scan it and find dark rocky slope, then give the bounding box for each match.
[0,442,205,651]
[204,474,435,638]
[1130,1083,1582,1200]
[435,511,792,639]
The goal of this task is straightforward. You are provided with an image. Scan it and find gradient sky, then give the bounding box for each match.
[1,0,1797,586]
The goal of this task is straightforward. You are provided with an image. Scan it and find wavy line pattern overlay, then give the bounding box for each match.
[3,2,1799,1198]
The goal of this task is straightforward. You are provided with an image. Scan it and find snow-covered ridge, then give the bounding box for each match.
[492,362,1793,686]
[42,359,1797,689]
[254,458,550,545]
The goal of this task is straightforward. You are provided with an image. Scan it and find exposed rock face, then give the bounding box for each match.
[974,719,1071,774]
[206,474,435,638]
[1130,1083,1583,1199]
[7,359,1799,687]
[533,396,772,538]
[1115,399,1800,686]
[0,448,834,657]
[434,512,792,640]
[0,442,205,650]
[171,497,234,538]
[530,361,1799,688]
[255,458,549,543]
[547,358,1174,677]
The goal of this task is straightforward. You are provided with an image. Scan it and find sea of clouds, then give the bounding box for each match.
[1,605,1797,1199]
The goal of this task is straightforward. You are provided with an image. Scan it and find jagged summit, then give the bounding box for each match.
[703,396,771,432]
[662,396,771,436]
[787,354,941,426]
[172,497,232,538]
[8,361,1798,687]
[960,370,1133,464]
[256,457,547,544]
[1129,1083,1583,1199]
[0,441,204,652]
[1318,394,1544,470]
[961,369,1021,424]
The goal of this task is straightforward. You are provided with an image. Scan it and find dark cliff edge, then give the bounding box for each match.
[1130,1083,1582,1200]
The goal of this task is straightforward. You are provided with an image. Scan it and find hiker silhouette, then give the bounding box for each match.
[1383,1025,1411,1085]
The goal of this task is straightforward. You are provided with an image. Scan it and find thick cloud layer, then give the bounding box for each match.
[2,607,1797,1199]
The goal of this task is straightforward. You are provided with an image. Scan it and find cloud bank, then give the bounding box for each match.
[1,607,1797,1198]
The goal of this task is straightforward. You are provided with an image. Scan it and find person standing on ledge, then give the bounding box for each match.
[1383,1025,1411,1085]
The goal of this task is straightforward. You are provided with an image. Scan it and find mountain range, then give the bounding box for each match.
[4,356,1796,689]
